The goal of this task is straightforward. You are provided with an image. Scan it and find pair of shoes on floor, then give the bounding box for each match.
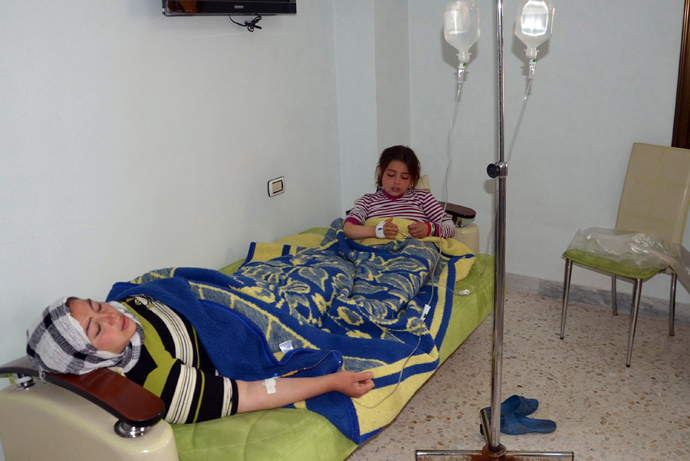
[481,395,556,435]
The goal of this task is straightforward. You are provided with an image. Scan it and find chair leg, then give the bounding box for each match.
[560,259,573,339]
[670,272,677,337]
[626,280,643,367]
[611,275,618,316]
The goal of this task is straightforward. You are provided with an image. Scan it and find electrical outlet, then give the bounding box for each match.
[268,176,285,197]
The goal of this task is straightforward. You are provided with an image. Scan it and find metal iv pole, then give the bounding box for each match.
[416,1,572,459]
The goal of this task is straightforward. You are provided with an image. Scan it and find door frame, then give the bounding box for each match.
[673,0,690,148]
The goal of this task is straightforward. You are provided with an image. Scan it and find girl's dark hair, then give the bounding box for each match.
[376,145,421,189]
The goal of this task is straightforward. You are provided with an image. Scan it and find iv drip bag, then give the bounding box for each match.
[515,0,555,59]
[443,0,480,64]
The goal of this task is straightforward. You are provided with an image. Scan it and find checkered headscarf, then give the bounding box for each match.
[26,297,144,375]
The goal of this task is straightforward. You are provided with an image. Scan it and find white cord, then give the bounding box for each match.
[471,80,534,294]
[353,334,422,409]
[428,91,463,283]
[505,90,530,166]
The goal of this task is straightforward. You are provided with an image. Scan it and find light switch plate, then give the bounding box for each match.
[268,177,285,197]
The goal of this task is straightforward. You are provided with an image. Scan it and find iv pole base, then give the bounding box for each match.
[415,449,574,461]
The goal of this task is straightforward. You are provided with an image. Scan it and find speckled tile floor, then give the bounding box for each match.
[347,291,690,461]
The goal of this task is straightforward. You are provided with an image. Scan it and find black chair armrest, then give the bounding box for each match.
[0,357,165,430]
[439,202,476,226]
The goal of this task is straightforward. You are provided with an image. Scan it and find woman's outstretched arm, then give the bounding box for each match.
[236,370,375,413]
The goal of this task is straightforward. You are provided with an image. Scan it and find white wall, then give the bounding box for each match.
[335,0,412,210]
[406,0,688,306]
[0,1,342,368]
[334,0,379,210]
[374,0,412,152]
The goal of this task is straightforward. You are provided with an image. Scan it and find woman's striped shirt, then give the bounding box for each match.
[120,295,238,424]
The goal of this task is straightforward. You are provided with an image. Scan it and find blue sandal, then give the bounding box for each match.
[500,411,556,435]
[482,394,539,418]
[481,395,556,435]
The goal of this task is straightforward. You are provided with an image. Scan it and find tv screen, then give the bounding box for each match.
[162,0,296,16]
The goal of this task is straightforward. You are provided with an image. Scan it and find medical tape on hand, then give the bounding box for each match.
[375,221,386,239]
[263,376,277,394]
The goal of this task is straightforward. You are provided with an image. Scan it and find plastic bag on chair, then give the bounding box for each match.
[567,227,690,293]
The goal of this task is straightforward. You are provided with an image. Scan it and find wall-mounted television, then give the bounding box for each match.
[162,0,296,16]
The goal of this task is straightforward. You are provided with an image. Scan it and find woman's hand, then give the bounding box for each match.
[332,370,375,398]
[408,221,430,239]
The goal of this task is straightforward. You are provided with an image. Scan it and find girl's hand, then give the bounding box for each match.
[381,217,399,239]
[408,221,430,239]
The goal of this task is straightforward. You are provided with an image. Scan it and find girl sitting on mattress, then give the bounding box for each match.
[26,295,375,425]
[343,145,455,241]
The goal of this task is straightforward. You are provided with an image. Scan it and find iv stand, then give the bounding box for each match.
[416,1,572,459]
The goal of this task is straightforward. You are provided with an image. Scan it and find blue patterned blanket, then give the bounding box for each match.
[106,219,474,443]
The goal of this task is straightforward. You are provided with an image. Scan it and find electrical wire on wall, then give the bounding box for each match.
[229,15,263,31]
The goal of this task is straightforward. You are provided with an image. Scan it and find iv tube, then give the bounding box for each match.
[443,0,480,100]
[515,0,555,97]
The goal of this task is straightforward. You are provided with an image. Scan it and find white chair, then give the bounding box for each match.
[560,143,690,366]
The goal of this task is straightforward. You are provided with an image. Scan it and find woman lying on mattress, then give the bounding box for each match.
[26,295,375,424]
[344,145,455,241]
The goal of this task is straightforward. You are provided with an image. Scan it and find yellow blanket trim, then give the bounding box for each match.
[246,234,323,264]
[355,369,437,433]
[346,336,441,433]
[272,233,325,248]
[428,270,449,337]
